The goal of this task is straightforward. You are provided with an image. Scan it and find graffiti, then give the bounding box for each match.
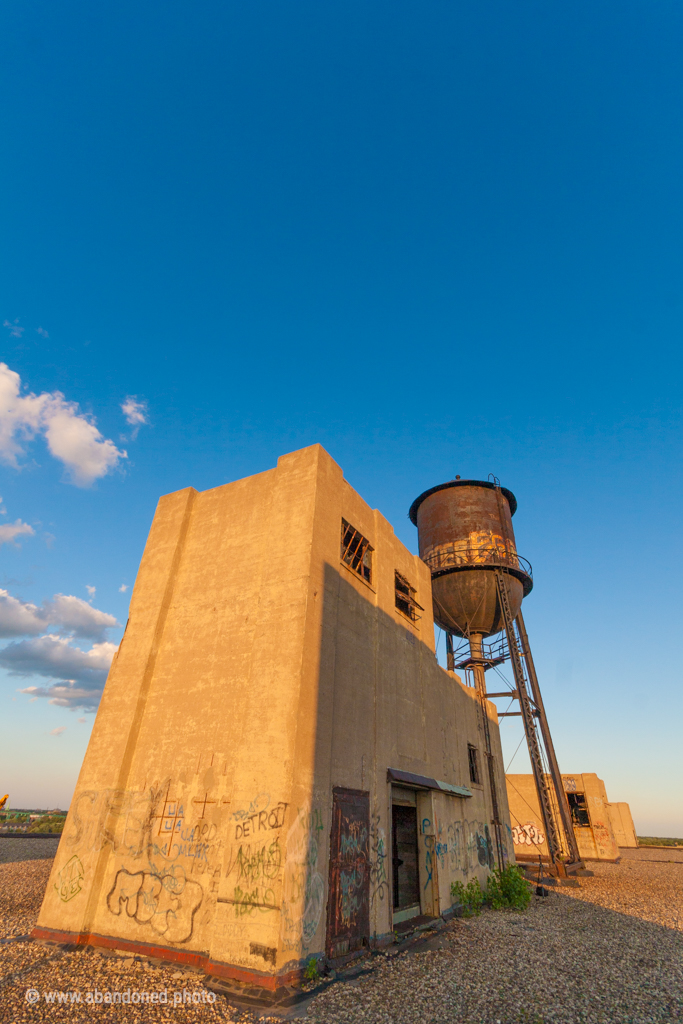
[223,837,283,913]
[234,801,288,840]
[65,783,226,884]
[231,885,277,915]
[229,837,282,885]
[448,821,464,873]
[369,814,389,905]
[326,791,370,956]
[280,807,325,953]
[435,819,448,870]
[340,821,368,857]
[339,869,362,926]
[232,792,270,821]
[476,828,487,867]
[54,855,85,902]
[592,822,612,850]
[422,833,435,892]
[107,867,203,943]
[512,822,546,847]
[483,826,495,868]
[446,819,504,876]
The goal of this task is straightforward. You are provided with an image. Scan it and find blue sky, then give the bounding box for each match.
[0,1,681,835]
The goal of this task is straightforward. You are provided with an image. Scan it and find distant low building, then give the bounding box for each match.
[606,801,637,848]
[506,772,635,862]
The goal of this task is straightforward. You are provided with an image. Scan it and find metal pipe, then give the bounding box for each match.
[469,631,504,871]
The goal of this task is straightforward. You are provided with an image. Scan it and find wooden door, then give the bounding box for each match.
[326,787,370,959]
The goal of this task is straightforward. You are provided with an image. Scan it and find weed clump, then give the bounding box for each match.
[451,864,531,914]
[303,957,321,982]
[485,864,532,910]
[450,877,484,916]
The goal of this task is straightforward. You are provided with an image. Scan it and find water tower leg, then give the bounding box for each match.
[494,569,575,874]
[446,631,455,672]
[515,611,583,871]
[469,632,505,872]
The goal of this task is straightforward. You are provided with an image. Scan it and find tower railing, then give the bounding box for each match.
[421,544,533,580]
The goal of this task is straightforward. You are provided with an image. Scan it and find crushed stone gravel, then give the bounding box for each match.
[302,848,683,1024]
[1,839,681,1024]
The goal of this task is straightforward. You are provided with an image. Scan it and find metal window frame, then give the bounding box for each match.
[341,518,373,584]
[467,744,481,785]
[394,570,424,622]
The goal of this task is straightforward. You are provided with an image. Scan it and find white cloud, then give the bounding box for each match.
[77,717,86,723]
[50,726,66,736]
[43,594,118,639]
[0,362,127,487]
[3,319,24,338]
[121,396,148,439]
[36,327,49,338]
[3,635,117,710]
[0,519,34,547]
[85,585,96,597]
[119,583,128,593]
[0,591,45,637]
[121,396,148,427]
[0,589,118,640]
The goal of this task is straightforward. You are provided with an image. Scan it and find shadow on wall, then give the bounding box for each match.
[294,561,499,960]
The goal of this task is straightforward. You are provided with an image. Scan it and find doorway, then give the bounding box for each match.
[392,804,420,920]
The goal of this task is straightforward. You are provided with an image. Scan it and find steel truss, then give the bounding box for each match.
[445,571,583,875]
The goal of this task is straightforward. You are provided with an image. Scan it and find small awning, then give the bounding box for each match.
[387,768,472,798]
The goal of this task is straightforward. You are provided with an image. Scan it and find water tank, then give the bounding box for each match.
[408,479,533,637]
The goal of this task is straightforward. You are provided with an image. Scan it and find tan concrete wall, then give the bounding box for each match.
[607,802,638,848]
[506,772,620,862]
[36,444,512,981]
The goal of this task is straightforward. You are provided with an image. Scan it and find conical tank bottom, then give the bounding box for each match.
[431,568,524,638]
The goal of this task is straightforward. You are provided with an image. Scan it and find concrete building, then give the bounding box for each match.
[506,772,636,862]
[606,802,638,848]
[34,445,514,991]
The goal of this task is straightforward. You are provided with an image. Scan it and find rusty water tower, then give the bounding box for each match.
[409,476,583,875]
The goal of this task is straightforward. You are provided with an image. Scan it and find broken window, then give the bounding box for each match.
[468,744,481,785]
[567,792,591,827]
[341,519,373,584]
[394,571,423,622]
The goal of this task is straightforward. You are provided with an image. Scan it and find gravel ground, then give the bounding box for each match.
[302,848,683,1024]
[1,840,681,1024]
[0,840,267,1024]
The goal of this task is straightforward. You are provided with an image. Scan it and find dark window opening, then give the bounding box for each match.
[341,519,373,584]
[567,792,591,827]
[468,745,481,785]
[392,805,420,910]
[394,571,423,622]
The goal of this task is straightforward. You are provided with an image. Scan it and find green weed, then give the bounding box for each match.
[303,957,321,982]
[484,864,532,910]
[450,877,484,916]
[451,865,531,915]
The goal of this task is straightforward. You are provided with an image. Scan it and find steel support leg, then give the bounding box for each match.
[515,611,583,869]
[494,569,566,871]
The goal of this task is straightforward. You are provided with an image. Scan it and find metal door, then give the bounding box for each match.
[326,788,370,959]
